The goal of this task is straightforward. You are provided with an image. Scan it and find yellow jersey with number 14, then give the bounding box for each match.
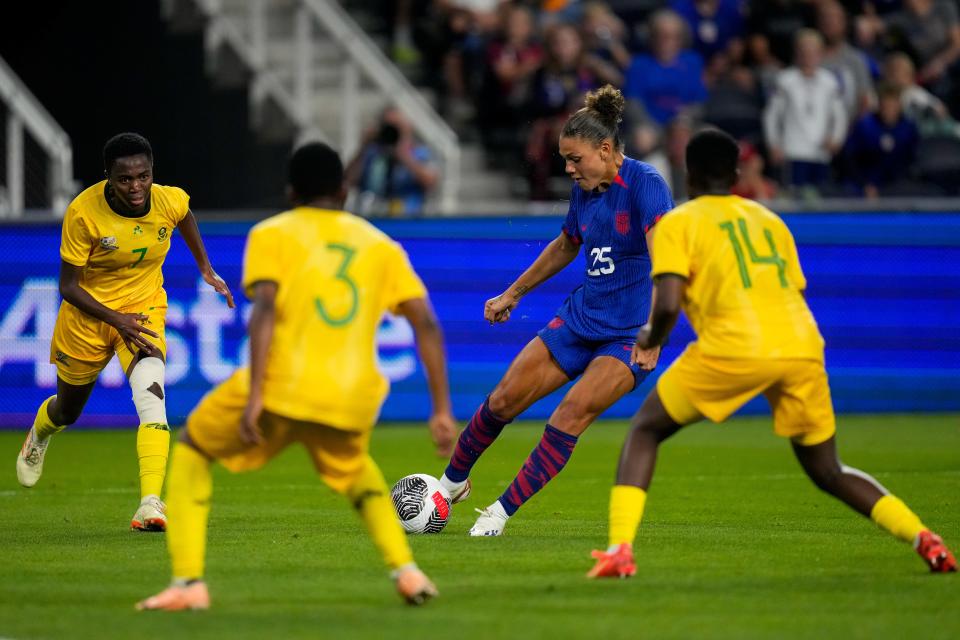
[242,207,427,431]
[651,194,824,361]
[59,180,190,308]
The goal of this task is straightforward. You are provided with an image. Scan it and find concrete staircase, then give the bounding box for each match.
[162,0,528,215]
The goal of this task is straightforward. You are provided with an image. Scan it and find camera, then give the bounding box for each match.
[376,123,400,147]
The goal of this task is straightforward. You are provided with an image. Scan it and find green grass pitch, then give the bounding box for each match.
[1,414,957,640]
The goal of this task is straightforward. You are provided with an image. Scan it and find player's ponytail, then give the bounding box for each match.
[561,85,625,150]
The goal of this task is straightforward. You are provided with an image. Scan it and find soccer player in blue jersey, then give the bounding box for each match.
[437,85,675,536]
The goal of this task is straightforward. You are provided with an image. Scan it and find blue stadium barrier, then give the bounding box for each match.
[0,212,958,428]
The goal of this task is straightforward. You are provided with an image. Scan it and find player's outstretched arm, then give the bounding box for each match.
[58,260,160,357]
[397,297,457,457]
[177,210,235,308]
[241,280,278,445]
[633,274,685,358]
[485,232,580,324]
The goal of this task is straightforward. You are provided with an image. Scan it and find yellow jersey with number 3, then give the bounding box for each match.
[243,207,427,430]
[651,194,824,361]
[59,180,190,307]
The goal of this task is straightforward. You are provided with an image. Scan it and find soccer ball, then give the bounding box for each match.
[391,474,451,534]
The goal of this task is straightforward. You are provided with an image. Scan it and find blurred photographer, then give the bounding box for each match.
[345,107,439,216]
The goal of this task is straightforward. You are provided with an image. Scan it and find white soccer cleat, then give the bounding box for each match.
[16,427,51,488]
[468,503,509,537]
[131,495,167,532]
[439,475,472,504]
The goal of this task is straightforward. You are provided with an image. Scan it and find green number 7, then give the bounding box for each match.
[718,219,787,289]
[130,247,148,268]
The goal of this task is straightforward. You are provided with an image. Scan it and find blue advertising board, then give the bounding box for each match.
[1,212,958,429]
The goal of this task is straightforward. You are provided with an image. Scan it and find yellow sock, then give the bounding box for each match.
[609,485,648,548]
[137,422,170,499]
[870,494,926,543]
[165,442,212,580]
[346,456,414,570]
[34,396,66,440]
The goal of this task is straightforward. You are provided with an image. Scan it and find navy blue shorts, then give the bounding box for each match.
[536,317,648,390]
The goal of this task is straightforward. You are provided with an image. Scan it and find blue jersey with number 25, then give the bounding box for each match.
[558,156,674,342]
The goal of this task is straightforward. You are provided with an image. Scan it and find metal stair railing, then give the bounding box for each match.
[0,55,75,218]
[170,0,460,213]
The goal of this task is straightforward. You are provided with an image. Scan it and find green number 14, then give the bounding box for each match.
[718,218,787,289]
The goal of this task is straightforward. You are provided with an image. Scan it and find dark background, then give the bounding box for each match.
[0,0,289,209]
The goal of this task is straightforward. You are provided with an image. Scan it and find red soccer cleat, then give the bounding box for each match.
[915,530,957,573]
[586,543,636,579]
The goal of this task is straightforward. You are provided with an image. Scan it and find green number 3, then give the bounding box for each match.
[314,243,358,326]
[130,247,148,268]
[719,218,787,289]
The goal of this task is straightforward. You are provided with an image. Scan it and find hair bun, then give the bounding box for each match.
[584,85,625,129]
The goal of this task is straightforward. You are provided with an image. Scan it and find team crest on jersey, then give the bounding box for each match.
[615,211,630,235]
[157,226,168,241]
[133,225,143,236]
[99,236,119,251]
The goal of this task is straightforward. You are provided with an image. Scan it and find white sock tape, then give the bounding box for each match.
[129,356,168,425]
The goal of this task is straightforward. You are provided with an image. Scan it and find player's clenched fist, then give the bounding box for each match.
[484,294,517,324]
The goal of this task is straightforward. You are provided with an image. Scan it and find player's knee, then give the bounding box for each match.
[52,401,83,426]
[487,386,522,421]
[551,398,595,433]
[129,357,168,426]
[628,410,658,437]
[807,463,843,494]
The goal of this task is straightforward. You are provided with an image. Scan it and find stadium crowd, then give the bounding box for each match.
[380,0,960,201]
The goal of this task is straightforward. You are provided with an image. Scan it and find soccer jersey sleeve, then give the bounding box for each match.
[632,172,674,234]
[650,213,691,279]
[560,187,583,245]
[781,226,808,292]
[382,241,428,314]
[167,186,191,224]
[60,206,93,267]
[242,225,283,297]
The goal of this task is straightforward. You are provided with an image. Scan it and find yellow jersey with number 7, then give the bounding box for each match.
[651,194,824,361]
[242,207,427,430]
[59,180,191,307]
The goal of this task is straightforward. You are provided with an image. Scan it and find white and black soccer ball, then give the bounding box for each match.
[391,473,451,534]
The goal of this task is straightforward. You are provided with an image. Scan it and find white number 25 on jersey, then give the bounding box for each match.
[587,246,615,276]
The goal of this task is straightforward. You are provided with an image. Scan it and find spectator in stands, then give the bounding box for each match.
[731,140,778,200]
[883,0,960,85]
[540,0,586,24]
[525,22,612,199]
[580,1,631,72]
[624,10,707,129]
[702,45,764,143]
[763,29,848,192]
[883,52,960,137]
[747,0,817,67]
[345,107,439,216]
[819,1,875,119]
[669,0,745,64]
[433,0,507,123]
[843,82,919,198]
[479,5,543,152]
[744,29,783,96]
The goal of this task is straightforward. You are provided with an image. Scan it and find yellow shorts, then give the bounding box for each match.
[186,368,371,493]
[50,289,168,385]
[656,343,836,446]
